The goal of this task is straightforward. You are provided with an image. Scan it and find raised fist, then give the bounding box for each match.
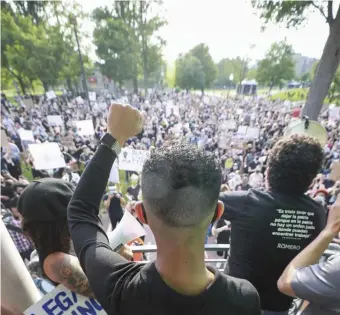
[107,103,143,146]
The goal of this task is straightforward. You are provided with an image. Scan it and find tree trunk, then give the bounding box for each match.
[42,81,49,92]
[303,7,340,120]
[132,77,138,94]
[17,77,26,95]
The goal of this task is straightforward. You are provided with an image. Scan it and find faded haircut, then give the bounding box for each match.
[141,141,221,227]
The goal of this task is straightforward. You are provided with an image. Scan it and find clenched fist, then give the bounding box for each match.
[107,103,143,146]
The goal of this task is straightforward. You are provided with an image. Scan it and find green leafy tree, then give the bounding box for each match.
[189,44,217,89]
[215,57,247,88]
[253,1,340,120]
[175,54,205,91]
[256,40,295,90]
[300,72,311,83]
[247,68,257,80]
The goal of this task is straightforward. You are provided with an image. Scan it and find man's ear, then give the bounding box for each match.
[135,201,148,224]
[215,200,225,222]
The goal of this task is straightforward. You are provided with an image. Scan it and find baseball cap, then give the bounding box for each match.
[18,178,75,223]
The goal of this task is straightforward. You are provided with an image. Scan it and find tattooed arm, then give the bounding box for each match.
[43,252,95,298]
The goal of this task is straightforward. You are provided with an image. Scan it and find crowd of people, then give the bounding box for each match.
[1,89,340,315]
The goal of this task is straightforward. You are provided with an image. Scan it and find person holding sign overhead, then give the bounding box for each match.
[68,103,261,315]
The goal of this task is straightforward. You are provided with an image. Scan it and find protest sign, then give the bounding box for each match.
[246,127,260,139]
[118,148,150,172]
[24,285,107,315]
[47,115,63,126]
[23,99,34,108]
[237,126,248,137]
[329,107,340,122]
[89,92,96,102]
[109,161,120,183]
[98,102,107,110]
[18,129,35,142]
[1,130,9,147]
[75,120,95,136]
[28,143,65,170]
[46,90,56,100]
[166,104,179,117]
[76,96,85,104]
[60,135,76,150]
[236,108,243,115]
[221,120,237,131]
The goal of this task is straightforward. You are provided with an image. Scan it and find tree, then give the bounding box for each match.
[175,54,205,91]
[247,68,257,80]
[256,40,295,90]
[189,44,217,89]
[215,57,245,88]
[300,72,311,83]
[92,1,166,92]
[253,1,340,120]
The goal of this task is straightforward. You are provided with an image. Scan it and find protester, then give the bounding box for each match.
[67,104,261,314]
[220,134,326,315]
[278,195,340,315]
[17,178,132,297]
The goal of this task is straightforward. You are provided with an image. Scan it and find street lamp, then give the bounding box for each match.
[69,15,91,110]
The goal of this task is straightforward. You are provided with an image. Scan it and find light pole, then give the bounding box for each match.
[70,16,91,110]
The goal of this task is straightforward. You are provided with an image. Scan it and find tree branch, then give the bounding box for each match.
[310,2,328,22]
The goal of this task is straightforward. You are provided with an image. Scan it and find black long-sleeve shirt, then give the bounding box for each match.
[68,144,261,315]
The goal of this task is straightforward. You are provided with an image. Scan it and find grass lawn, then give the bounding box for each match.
[270,88,309,102]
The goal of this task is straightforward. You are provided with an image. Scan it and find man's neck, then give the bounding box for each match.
[155,239,215,296]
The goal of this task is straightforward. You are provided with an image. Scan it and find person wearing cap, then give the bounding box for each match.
[18,178,132,297]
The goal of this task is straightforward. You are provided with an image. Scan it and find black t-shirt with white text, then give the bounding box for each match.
[220,189,326,312]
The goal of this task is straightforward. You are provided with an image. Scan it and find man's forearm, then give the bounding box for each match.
[278,229,334,294]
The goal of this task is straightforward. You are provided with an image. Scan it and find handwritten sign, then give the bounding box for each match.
[24,285,107,315]
[118,148,150,172]
[47,115,63,126]
[74,120,95,136]
[18,129,35,142]
[46,90,56,100]
[237,126,248,137]
[89,92,96,102]
[60,135,76,150]
[28,143,65,170]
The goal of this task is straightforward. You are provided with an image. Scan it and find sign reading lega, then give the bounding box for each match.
[24,285,107,315]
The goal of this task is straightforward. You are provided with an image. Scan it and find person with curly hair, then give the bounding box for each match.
[220,134,327,315]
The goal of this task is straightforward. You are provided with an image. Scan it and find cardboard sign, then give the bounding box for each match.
[46,90,56,100]
[1,130,9,147]
[118,149,150,172]
[47,115,63,126]
[60,135,76,150]
[28,143,65,170]
[75,120,95,136]
[18,129,35,142]
[24,285,107,315]
[23,99,34,108]
[89,92,96,102]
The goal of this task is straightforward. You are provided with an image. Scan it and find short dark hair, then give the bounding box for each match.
[267,135,323,195]
[141,141,221,227]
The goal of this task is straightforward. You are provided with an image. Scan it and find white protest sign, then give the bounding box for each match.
[98,102,107,110]
[166,105,179,117]
[236,108,243,115]
[76,96,85,104]
[246,127,260,139]
[237,126,248,137]
[89,92,96,102]
[24,284,107,315]
[23,99,34,108]
[1,130,9,147]
[329,107,340,122]
[75,120,95,136]
[221,120,237,131]
[46,90,56,100]
[18,129,35,142]
[47,115,63,126]
[109,161,120,183]
[28,143,65,170]
[118,148,150,172]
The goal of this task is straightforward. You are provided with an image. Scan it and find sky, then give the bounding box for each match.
[81,0,332,64]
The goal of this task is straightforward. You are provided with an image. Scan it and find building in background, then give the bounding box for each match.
[293,54,318,78]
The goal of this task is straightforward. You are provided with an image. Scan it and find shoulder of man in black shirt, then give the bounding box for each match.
[219,188,326,311]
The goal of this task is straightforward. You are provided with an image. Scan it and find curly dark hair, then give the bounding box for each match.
[22,219,70,280]
[141,141,221,227]
[267,134,323,195]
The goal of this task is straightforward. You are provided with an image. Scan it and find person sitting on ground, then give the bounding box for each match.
[17,178,132,296]
[67,103,261,315]
[220,135,326,315]
[278,195,340,315]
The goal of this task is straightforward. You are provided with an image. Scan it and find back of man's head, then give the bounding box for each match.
[267,134,323,195]
[141,141,221,228]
